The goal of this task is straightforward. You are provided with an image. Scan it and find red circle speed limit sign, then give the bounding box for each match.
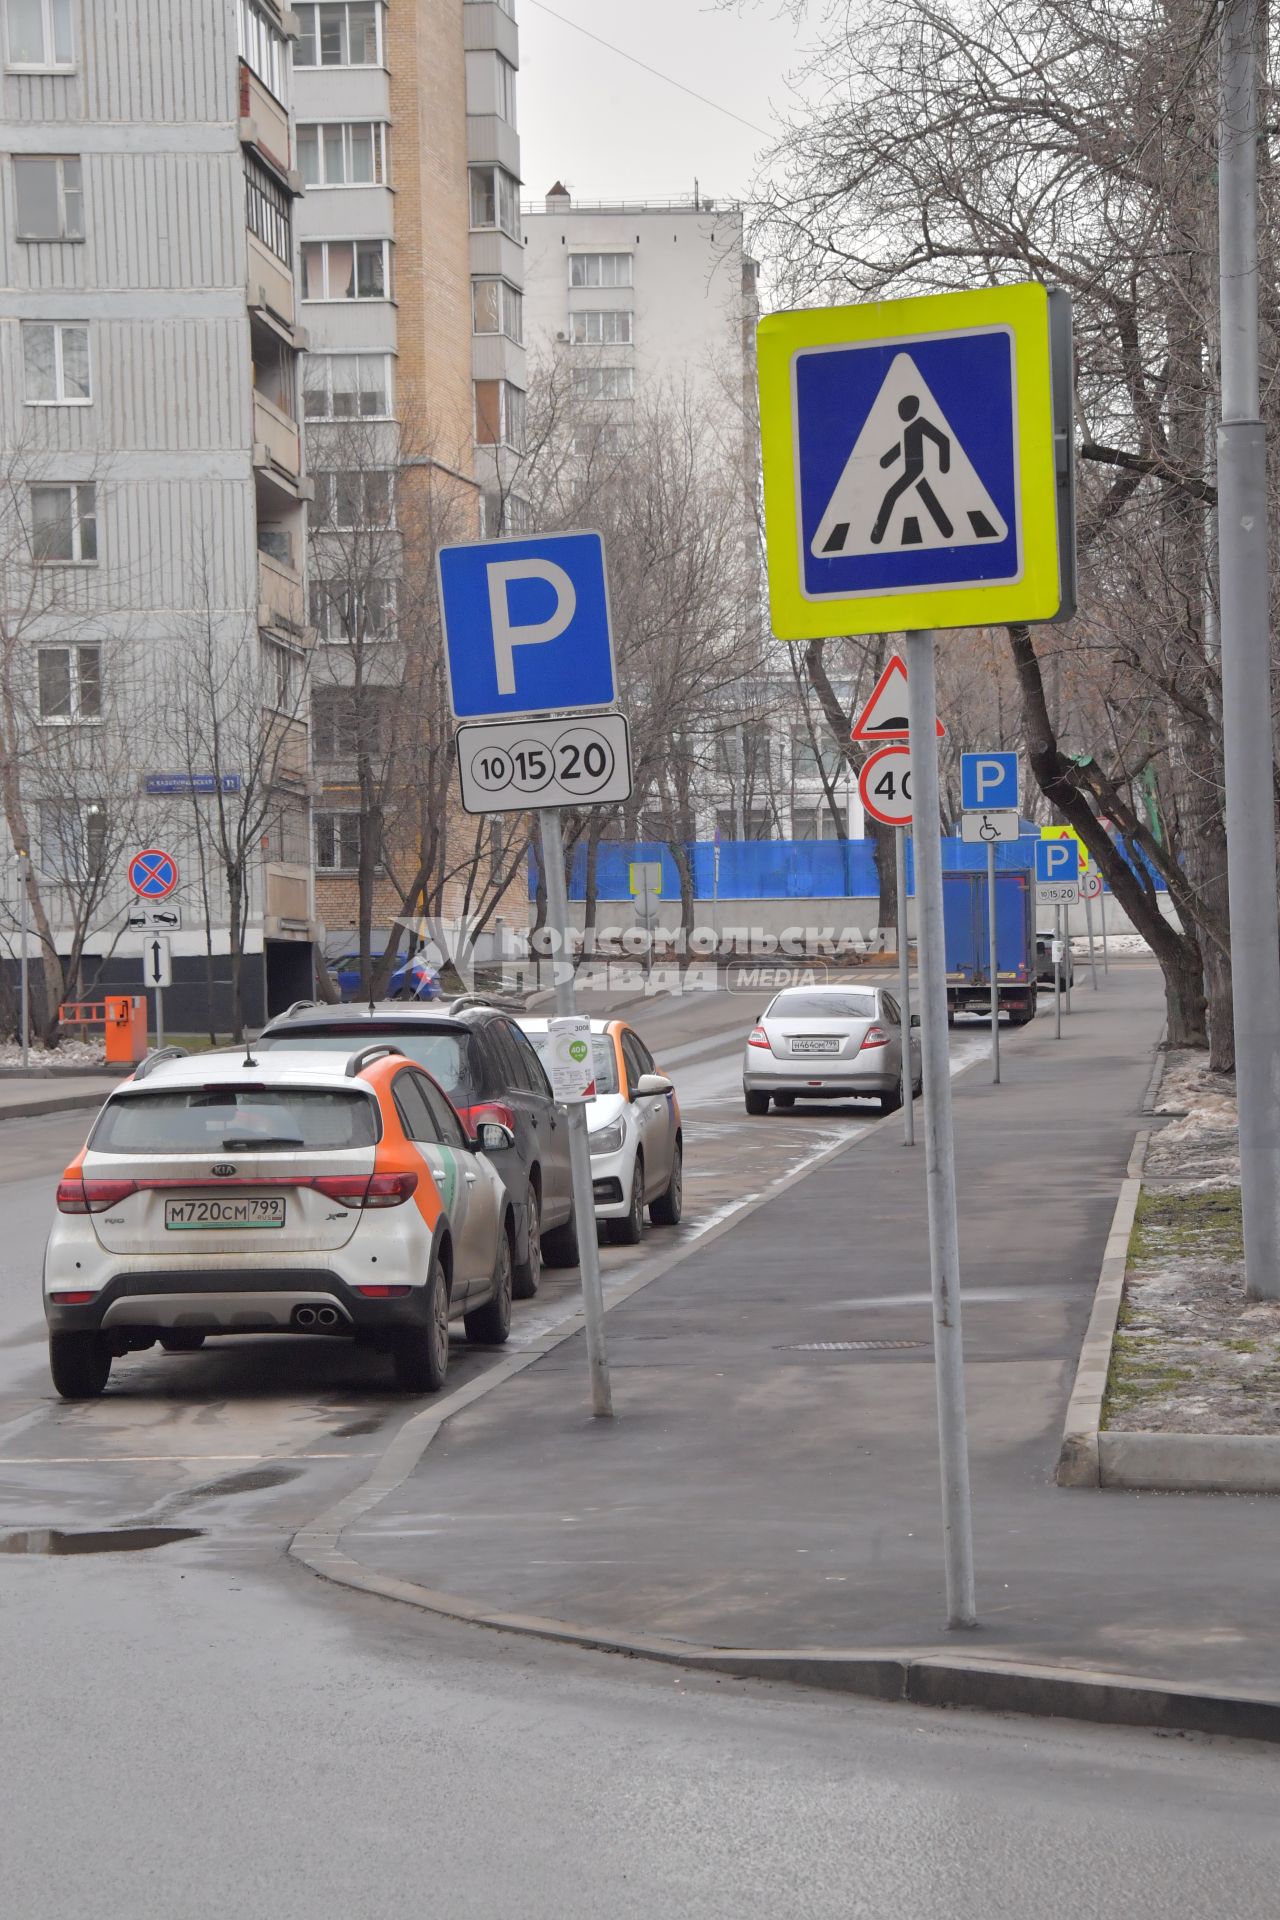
[1081,869,1103,899]
[858,743,913,827]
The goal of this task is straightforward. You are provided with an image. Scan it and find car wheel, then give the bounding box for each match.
[393,1246,450,1393]
[609,1156,645,1245]
[465,1219,513,1346]
[48,1331,112,1400]
[744,1089,770,1116]
[878,1083,903,1115]
[541,1213,579,1267]
[649,1139,683,1226]
[159,1331,205,1353]
[772,1093,795,1110]
[513,1180,542,1299]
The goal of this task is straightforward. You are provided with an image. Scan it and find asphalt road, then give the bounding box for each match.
[2,976,1277,1915]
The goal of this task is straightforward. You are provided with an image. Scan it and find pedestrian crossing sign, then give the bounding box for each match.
[758,284,1069,639]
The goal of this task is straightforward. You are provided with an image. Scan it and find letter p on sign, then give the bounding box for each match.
[488,559,577,695]
[960,750,1019,814]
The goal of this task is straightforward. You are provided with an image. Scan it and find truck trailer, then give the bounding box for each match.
[942,868,1036,1025]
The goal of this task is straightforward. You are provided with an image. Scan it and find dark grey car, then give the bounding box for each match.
[256,999,576,1297]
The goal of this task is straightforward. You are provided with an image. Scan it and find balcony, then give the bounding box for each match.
[253,390,304,500]
[248,231,295,333]
[258,548,306,635]
[265,866,311,927]
[239,62,293,181]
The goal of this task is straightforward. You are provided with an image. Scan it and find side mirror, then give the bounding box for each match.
[477,1121,514,1152]
[910,1013,921,1027]
[634,1072,673,1097]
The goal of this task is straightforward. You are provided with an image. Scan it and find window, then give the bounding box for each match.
[245,154,292,264]
[571,366,633,402]
[792,806,843,842]
[301,238,390,301]
[38,644,101,721]
[481,490,532,537]
[464,49,517,121]
[468,165,519,238]
[315,810,379,872]
[92,1086,378,1156]
[311,576,396,641]
[313,469,392,530]
[419,1075,466,1148]
[14,154,83,239]
[30,483,96,563]
[22,322,90,403]
[297,121,388,188]
[295,2,382,67]
[304,353,391,420]
[570,310,632,346]
[570,252,632,289]
[5,0,73,66]
[38,798,106,881]
[264,638,298,711]
[312,685,394,759]
[393,1070,440,1144]
[473,380,526,450]
[508,1025,552,1098]
[471,278,523,342]
[791,729,841,782]
[237,0,285,99]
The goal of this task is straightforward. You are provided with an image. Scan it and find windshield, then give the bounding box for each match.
[258,1028,472,1098]
[523,1031,619,1095]
[90,1087,379,1155]
[767,991,877,1020]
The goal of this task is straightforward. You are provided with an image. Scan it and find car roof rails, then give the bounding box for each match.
[446,994,525,1016]
[132,1046,189,1081]
[275,999,320,1020]
[344,1043,405,1077]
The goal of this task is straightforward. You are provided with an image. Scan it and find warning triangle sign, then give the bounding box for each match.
[850,653,946,741]
[812,352,1009,559]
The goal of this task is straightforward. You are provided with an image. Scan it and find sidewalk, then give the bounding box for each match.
[335,964,1277,1712]
[0,1075,119,1121]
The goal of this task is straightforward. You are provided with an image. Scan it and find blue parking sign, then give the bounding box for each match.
[437,530,616,721]
[1034,839,1080,885]
[960,751,1019,813]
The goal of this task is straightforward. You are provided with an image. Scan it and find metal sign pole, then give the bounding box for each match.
[1100,882,1110,973]
[1054,905,1063,1039]
[904,629,977,1630]
[538,805,613,1418]
[1064,910,1073,1014]
[18,853,30,1071]
[895,825,914,1144]
[1084,886,1099,990]
[986,838,1000,1085]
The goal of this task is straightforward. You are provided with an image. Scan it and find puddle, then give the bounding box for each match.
[1,1526,202,1556]
[192,1466,299,1498]
[331,1419,382,1437]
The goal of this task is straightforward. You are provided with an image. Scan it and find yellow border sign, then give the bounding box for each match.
[757,284,1063,639]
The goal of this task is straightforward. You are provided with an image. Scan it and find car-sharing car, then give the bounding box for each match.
[255,998,576,1296]
[742,983,921,1115]
[517,1016,682,1244]
[44,1043,516,1400]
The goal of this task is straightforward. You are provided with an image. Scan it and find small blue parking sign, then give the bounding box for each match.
[1035,839,1080,885]
[961,751,1019,813]
[437,530,616,721]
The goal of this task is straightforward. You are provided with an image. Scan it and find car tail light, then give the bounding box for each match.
[57,1176,137,1214]
[354,1284,412,1299]
[50,1290,97,1305]
[747,1027,771,1048]
[859,1025,890,1051]
[312,1172,418,1209]
[459,1101,516,1133]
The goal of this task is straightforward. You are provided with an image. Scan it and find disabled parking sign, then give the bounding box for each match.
[758,283,1071,639]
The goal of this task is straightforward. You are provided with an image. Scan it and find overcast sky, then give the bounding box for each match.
[517,0,810,208]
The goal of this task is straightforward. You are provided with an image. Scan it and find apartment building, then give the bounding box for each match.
[0,0,314,1029]
[522,189,849,839]
[294,0,527,953]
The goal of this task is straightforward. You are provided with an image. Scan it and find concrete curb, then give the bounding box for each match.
[0,1088,111,1121]
[1055,1128,1150,1487]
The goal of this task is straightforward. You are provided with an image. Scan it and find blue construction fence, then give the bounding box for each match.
[529,836,1167,901]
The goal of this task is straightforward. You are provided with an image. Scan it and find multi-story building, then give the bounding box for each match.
[0,0,314,1032]
[294,0,526,958]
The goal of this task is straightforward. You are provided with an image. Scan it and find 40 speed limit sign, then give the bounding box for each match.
[456,711,632,815]
[858,742,913,827]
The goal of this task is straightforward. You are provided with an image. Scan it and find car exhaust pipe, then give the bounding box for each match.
[294,1306,317,1328]
[315,1306,340,1328]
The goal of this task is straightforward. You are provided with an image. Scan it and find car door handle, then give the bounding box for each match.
[431,1169,446,1185]
[464,1171,477,1185]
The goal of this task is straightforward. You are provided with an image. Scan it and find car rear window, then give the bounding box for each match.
[90,1087,379,1155]
[522,1030,619,1095]
[258,1028,473,1099]
[767,991,877,1019]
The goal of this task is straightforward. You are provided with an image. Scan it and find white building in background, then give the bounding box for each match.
[0,0,315,1028]
[520,186,845,843]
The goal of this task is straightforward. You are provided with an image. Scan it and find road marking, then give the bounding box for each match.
[0,1451,377,1465]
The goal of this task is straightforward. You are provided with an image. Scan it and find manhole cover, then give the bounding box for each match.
[778,1340,924,1352]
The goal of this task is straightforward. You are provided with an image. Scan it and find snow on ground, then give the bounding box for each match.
[0,1038,106,1070]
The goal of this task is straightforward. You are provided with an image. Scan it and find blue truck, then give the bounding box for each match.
[942,868,1037,1025]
